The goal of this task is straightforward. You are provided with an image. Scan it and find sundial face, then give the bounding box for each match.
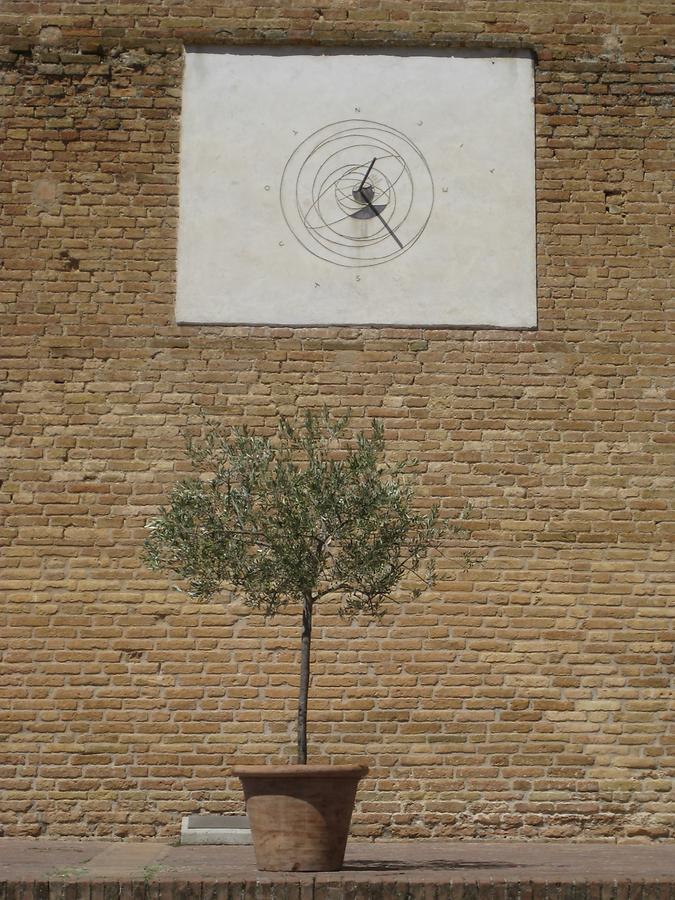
[280,119,434,267]
[176,50,537,326]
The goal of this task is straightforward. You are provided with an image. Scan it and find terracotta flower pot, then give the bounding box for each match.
[233,763,368,871]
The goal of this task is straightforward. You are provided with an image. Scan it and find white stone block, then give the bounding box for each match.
[177,49,536,327]
[180,814,252,845]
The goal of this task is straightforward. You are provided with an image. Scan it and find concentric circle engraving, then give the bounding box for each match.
[280,119,434,268]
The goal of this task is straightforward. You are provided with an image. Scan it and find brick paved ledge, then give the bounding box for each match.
[1,840,674,899]
[1,882,675,900]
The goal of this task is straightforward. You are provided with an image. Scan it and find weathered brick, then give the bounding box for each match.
[0,0,673,844]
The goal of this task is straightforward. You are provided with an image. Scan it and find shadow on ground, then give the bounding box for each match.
[344,859,519,872]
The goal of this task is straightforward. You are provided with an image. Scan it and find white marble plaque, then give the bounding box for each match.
[177,49,536,327]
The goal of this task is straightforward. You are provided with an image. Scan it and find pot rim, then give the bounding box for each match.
[232,763,369,779]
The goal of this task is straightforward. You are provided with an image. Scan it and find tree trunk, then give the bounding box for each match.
[297,596,313,764]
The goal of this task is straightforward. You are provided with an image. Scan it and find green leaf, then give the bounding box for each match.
[143,412,453,618]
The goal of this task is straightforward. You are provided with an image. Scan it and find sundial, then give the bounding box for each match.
[280,119,434,267]
[176,49,536,327]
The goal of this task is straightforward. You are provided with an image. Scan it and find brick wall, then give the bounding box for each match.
[3,881,674,900]
[1,2,673,841]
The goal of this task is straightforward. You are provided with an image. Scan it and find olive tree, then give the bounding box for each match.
[143,411,447,764]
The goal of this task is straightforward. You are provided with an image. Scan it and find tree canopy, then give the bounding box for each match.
[143,411,442,619]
